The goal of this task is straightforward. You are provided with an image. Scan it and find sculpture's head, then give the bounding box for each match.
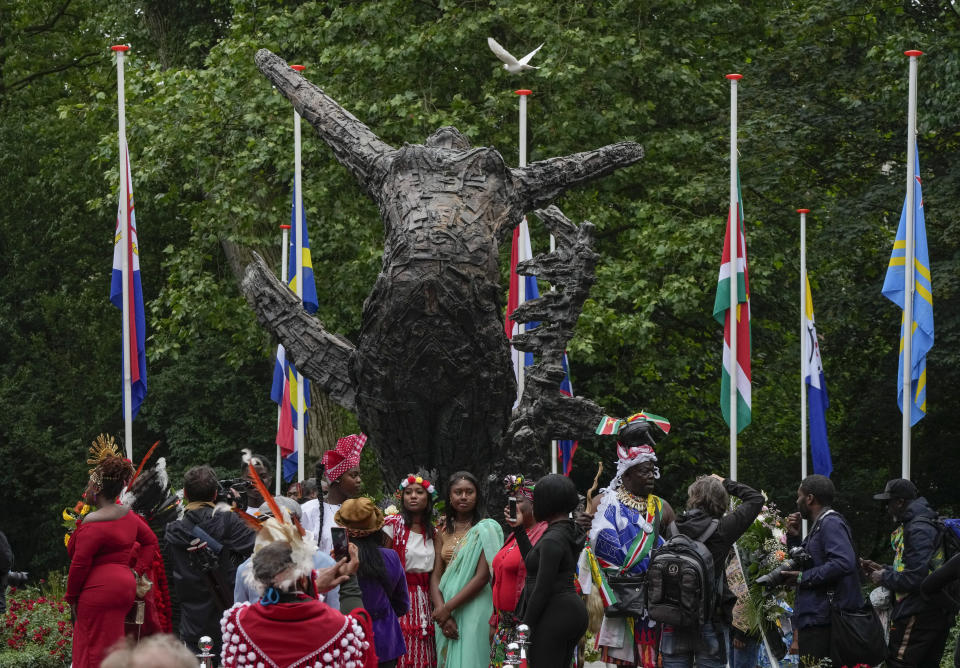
[425,126,472,151]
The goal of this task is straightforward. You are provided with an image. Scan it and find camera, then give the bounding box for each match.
[6,571,28,587]
[756,547,813,588]
[216,478,251,508]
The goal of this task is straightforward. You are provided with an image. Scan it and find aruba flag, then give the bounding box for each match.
[110,146,147,418]
[882,153,933,425]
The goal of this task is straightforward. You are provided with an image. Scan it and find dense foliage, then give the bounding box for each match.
[1,1,958,579]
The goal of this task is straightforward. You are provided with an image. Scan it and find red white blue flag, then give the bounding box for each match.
[505,219,578,475]
[110,147,147,418]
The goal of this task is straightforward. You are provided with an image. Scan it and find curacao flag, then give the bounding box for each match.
[110,146,147,418]
[271,182,319,481]
[882,153,933,425]
[804,276,832,477]
[712,173,751,432]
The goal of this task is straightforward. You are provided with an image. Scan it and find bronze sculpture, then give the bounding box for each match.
[242,49,644,487]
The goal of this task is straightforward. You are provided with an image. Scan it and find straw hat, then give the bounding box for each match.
[334,497,384,537]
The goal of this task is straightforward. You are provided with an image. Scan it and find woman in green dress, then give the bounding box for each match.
[429,471,504,667]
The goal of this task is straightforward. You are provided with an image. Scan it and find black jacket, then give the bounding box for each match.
[164,505,255,642]
[673,479,765,587]
[879,496,945,620]
[516,519,586,628]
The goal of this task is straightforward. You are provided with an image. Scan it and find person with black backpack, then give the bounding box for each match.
[860,478,958,668]
[652,474,763,668]
[164,465,256,663]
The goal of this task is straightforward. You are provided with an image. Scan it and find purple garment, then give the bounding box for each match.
[357,547,410,662]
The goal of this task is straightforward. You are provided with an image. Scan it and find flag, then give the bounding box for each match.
[882,153,933,425]
[271,182,319,481]
[804,277,832,477]
[558,353,578,476]
[595,416,624,436]
[505,218,539,385]
[110,146,147,418]
[712,174,751,432]
[287,189,319,315]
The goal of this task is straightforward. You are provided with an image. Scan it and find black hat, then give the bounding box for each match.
[873,478,918,501]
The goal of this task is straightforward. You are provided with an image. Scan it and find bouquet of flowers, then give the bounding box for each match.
[60,500,90,548]
[732,497,794,645]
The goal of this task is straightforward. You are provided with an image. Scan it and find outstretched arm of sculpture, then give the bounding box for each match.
[255,49,394,198]
[510,142,644,219]
[241,253,358,412]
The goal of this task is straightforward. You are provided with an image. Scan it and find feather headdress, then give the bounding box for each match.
[237,464,316,595]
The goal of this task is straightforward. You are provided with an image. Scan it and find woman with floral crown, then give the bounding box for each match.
[384,472,439,667]
[577,417,676,667]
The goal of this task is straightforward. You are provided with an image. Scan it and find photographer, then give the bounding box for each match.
[861,478,956,668]
[164,465,255,662]
[781,474,862,664]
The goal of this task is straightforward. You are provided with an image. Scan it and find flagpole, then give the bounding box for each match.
[726,73,742,480]
[798,208,810,537]
[292,64,307,484]
[515,89,530,408]
[277,222,291,495]
[113,44,134,461]
[901,50,921,480]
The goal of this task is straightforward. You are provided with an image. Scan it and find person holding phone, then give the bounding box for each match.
[336,498,410,668]
[430,471,504,667]
[384,473,440,668]
[311,434,366,557]
[489,474,547,667]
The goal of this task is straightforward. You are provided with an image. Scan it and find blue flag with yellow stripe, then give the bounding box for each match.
[882,153,933,425]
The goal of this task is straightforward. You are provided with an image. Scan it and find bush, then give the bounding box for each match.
[0,575,71,666]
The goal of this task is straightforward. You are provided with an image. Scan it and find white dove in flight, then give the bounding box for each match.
[487,37,544,74]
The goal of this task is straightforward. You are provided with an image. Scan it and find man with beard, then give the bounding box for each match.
[781,474,862,664]
[860,478,957,668]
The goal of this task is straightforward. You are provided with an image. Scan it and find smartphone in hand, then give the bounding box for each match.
[508,497,518,522]
[330,527,350,562]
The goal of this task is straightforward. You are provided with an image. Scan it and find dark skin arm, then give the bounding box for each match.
[432,553,490,640]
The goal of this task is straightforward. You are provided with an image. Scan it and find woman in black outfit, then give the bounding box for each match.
[509,474,587,667]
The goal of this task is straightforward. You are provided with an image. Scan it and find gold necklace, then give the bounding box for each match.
[617,487,657,515]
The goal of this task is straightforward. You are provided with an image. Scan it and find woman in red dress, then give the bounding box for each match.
[489,474,547,667]
[66,446,158,668]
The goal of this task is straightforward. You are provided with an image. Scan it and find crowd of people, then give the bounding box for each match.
[55,421,960,668]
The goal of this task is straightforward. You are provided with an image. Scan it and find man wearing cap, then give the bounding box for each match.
[860,478,954,668]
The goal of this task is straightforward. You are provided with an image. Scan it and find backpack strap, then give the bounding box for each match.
[697,519,720,543]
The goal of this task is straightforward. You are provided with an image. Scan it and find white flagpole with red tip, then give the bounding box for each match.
[516,89,530,405]
[277,221,291,495]
[798,207,810,538]
[726,73,742,480]
[113,44,134,461]
[291,64,307,485]
[901,50,922,480]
